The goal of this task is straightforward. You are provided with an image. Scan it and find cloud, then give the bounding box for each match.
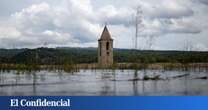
[0,0,207,51]
[140,0,194,19]
[0,27,21,39]
[1,1,101,48]
[95,5,134,26]
[4,0,133,48]
[197,0,208,5]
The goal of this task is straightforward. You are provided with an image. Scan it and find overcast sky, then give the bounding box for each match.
[0,0,207,51]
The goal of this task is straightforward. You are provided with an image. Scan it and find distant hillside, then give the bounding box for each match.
[0,47,208,64]
[3,47,97,64]
[0,49,26,58]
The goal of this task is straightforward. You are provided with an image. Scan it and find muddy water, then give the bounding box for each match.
[0,69,208,96]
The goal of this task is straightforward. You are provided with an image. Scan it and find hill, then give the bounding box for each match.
[0,47,208,65]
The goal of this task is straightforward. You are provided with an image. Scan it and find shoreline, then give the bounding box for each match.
[0,63,208,71]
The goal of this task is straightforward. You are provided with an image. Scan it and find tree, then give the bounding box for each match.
[183,39,194,51]
[133,4,144,50]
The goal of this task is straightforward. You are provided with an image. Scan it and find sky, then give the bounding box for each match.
[0,0,207,51]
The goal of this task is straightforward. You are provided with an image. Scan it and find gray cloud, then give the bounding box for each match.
[197,0,208,5]
[0,0,207,51]
[141,1,194,19]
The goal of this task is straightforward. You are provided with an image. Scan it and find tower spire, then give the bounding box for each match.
[99,25,112,40]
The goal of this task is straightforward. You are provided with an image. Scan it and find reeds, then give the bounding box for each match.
[0,63,208,73]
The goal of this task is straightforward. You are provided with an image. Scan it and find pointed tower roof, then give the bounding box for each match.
[99,26,113,41]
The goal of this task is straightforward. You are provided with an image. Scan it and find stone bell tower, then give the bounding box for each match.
[98,25,113,67]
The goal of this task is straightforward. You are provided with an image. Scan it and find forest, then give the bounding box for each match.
[0,47,208,65]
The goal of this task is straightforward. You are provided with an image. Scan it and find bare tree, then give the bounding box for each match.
[132,4,159,50]
[146,35,155,50]
[134,5,144,50]
[183,39,194,51]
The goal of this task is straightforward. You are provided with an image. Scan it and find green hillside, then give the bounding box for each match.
[0,47,208,65]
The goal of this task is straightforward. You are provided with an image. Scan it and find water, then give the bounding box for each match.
[0,69,208,96]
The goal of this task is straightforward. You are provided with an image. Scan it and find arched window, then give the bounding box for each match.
[106,42,109,50]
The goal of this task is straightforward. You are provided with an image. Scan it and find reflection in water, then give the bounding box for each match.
[164,70,170,93]
[112,70,117,95]
[184,71,190,95]
[133,70,138,95]
[40,73,46,82]
[100,70,110,95]
[153,79,158,94]
[32,71,37,95]
[0,72,3,84]
[15,72,21,85]
[142,70,146,95]
[58,71,64,81]
[0,69,208,96]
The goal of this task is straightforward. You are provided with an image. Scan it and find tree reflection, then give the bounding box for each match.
[153,71,158,93]
[184,71,190,95]
[32,71,37,95]
[100,70,112,95]
[133,70,138,95]
[112,70,117,95]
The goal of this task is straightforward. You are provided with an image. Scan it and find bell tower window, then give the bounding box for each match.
[106,42,109,50]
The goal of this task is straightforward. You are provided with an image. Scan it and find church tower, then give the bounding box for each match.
[98,25,113,67]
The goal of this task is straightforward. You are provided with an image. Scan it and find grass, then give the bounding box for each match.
[0,63,208,73]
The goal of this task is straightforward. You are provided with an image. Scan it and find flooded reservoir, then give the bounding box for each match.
[0,69,208,96]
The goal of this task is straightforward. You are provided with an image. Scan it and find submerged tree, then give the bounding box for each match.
[183,39,194,51]
[145,34,159,50]
[133,4,144,50]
